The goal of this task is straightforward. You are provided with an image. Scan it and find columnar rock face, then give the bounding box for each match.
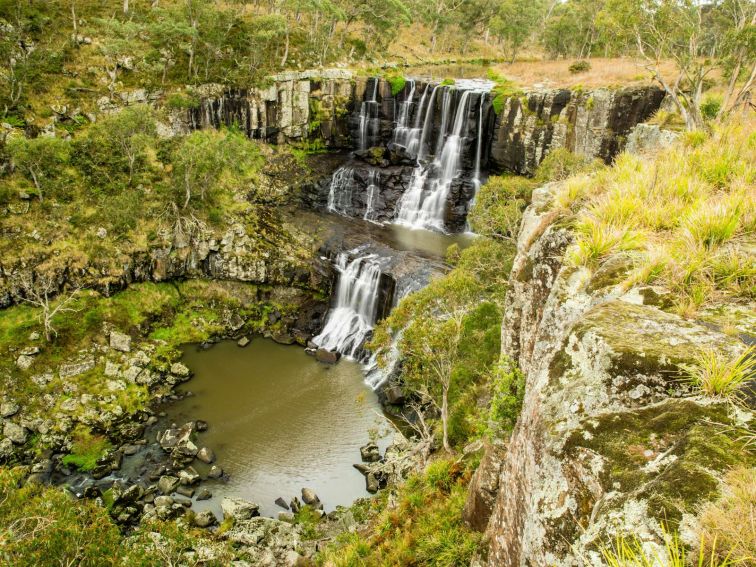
[188,69,355,147]
[472,185,753,566]
[489,87,666,174]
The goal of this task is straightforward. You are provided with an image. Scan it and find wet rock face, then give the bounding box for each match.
[489,87,665,175]
[477,184,753,566]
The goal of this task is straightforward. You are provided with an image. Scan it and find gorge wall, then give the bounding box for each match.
[466,185,753,565]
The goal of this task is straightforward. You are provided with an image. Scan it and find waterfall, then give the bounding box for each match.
[404,85,431,158]
[417,85,440,162]
[393,80,416,148]
[358,79,379,151]
[363,169,380,222]
[473,93,485,189]
[395,89,474,232]
[327,166,355,215]
[313,252,384,360]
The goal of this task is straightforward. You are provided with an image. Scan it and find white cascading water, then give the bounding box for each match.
[358,79,379,151]
[363,169,380,222]
[395,89,473,231]
[393,80,416,147]
[327,166,354,215]
[313,252,383,360]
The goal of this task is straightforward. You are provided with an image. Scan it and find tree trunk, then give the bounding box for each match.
[123,0,129,15]
[441,384,451,453]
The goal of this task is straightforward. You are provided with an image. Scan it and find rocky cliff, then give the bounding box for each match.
[467,185,753,565]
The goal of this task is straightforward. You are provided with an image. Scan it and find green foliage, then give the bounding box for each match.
[7,135,70,200]
[0,466,122,565]
[386,74,407,96]
[440,78,456,86]
[490,0,546,63]
[487,70,523,115]
[468,175,536,239]
[700,95,723,120]
[320,459,480,566]
[487,357,525,436]
[569,60,591,73]
[61,428,112,472]
[534,147,604,183]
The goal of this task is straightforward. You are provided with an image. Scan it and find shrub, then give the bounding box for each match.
[700,95,722,120]
[682,346,755,399]
[487,357,525,436]
[569,60,591,74]
[386,74,406,96]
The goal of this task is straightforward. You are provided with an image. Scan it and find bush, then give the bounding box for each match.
[569,60,591,74]
[386,74,406,96]
[700,95,722,120]
[487,357,525,436]
[61,428,112,471]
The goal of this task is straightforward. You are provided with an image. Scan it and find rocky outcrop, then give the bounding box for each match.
[187,69,355,148]
[489,87,665,174]
[472,185,753,565]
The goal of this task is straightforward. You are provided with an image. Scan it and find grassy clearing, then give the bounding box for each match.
[319,459,481,566]
[556,120,755,315]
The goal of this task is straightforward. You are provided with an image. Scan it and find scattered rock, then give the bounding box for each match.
[194,510,217,528]
[315,348,340,364]
[278,511,294,521]
[366,472,379,493]
[0,438,14,459]
[1,401,20,418]
[195,420,209,432]
[154,495,174,507]
[170,362,191,378]
[157,475,180,494]
[96,227,108,239]
[109,331,132,352]
[20,346,40,356]
[360,441,381,463]
[197,447,215,464]
[207,465,223,479]
[59,358,96,379]
[196,488,212,501]
[174,495,192,507]
[274,497,289,510]
[301,488,321,507]
[16,355,35,370]
[3,421,28,444]
[221,497,260,521]
[237,336,251,348]
[179,466,200,485]
[176,485,195,498]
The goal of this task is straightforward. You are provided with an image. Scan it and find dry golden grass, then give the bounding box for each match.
[491,57,680,89]
[698,467,756,565]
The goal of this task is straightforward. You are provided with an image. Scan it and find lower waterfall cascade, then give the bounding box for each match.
[312,251,386,361]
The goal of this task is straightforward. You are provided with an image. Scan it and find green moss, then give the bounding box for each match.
[386,75,406,96]
[61,428,112,472]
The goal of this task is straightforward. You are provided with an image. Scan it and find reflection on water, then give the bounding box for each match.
[167,340,389,517]
[364,222,476,260]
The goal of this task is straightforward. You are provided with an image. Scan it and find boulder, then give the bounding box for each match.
[197,447,215,464]
[59,358,96,378]
[359,441,381,463]
[176,486,195,498]
[365,472,379,493]
[157,475,180,495]
[315,348,340,364]
[194,510,217,528]
[274,497,289,510]
[237,336,251,348]
[178,466,200,485]
[154,495,174,507]
[301,487,320,507]
[16,355,35,370]
[383,385,405,405]
[109,331,132,353]
[207,465,223,479]
[170,362,191,378]
[0,401,20,418]
[462,441,506,531]
[221,497,260,521]
[0,438,14,459]
[3,421,28,444]
[196,488,212,501]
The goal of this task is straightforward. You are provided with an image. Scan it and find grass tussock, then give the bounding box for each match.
[557,120,755,314]
[682,346,756,400]
[698,467,756,565]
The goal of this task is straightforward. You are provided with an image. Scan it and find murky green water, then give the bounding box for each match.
[167,339,389,517]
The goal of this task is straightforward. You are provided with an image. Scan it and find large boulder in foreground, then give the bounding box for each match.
[221,497,260,521]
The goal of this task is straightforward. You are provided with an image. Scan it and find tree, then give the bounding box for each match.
[603,0,754,130]
[101,105,157,184]
[396,270,478,452]
[491,0,546,63]
[19,272,81,342]
[8,135,69,202]
[171,129,260,209]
